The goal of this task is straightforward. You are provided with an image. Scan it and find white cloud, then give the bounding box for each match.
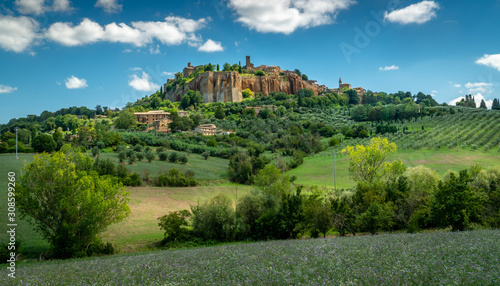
[15,0,45,15]
[431,90,438,95]
[465,82,493,94]
[149,44,162,54]
[52,0,72,12]
[475,54,500,72]
[65,76,88,89]
[453,84,461,88]
[198,39,224,52]
[45,16,207,48]
[228,0,355,34]
[384,1,439,24]
[45,18,105,46]
[95,0,122,14]
[234,41,239,47]
[379,65,399,71]
[0,84,18,94]
[15,0,72,14]
[449,94,493,109]
[161,71,174,77]
[129,71,160,92]
[0,15,39,53]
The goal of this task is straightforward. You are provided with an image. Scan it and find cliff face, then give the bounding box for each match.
[166,71,319,103]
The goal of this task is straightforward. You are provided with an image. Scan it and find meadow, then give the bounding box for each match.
[288,148,500,189]
[2,229,499,285]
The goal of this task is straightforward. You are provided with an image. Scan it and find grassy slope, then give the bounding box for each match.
[288,148,500,189]
[0,151,233,257]
[2,230,499,285]
[105,184,253,252]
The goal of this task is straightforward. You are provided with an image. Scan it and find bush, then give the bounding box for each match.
[329,137,340,147]
[158,210,192,242]
[93,157,116,176]
[191,194,235,242]
[202,152,210,160]
[133,144,143,152]
[159,152,168,161]
[118,151,126,162]
[136,152,144,161]
[168,152,178,163]
[128,153,137,164]
[178,153,188,164]
[123,172,142,186]
[96,141,106,150]
[156,147,165,153]
[32,134,57,153]
[91,146,100,157]
[254,70,266,76]
[145,152,156,163]
[155,168,197,187]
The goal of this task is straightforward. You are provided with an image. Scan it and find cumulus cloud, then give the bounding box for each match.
[44,16,208,47]
[95,0,122,14]
[475,54,500,72]
[15,0,45,15]
[465,82,493,94]
[384,1,439,24]
[228,0,355,34]
[65,76,88,89]
[0,15,39,53]
[198,39,224,52]
[453,84,461,88]
[129,71,160,92]
[15,0,73,14]
[0,84,18,94]
[379,65,399,71]
[52,0,72,12]
[449,94,493,109]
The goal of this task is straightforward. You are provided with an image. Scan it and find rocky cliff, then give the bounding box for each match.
[165,71,320,103]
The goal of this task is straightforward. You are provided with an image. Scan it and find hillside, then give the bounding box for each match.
[2,230,499,285]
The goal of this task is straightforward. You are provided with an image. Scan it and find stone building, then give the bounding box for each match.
[134,110,170,124]
[183,62,203,78]
[194,124,217,136]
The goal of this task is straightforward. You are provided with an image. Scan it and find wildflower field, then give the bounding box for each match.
[3,229,499,285]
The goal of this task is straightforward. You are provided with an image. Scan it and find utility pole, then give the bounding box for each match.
[15,127,19,159]
[456,127,459,152]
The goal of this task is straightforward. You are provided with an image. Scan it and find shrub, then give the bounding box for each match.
[118,151,126,163]
[91,146,100,157]
[93,157,116,176]
[159,152,168,161]
[155,168,197,187]
[145,152,156,163]
[254,70,266,76]
[156,147,165,153]
[32,134,57,153]
[133,144,143,152]
[191,194,235,242]
[158,210,192,242]
[168,152,178,163]
[136,152,144,161]
[96,141,106,150]
[123,172,142,186]
[202,152,210,160]
[178,153,188,164]
[128,153,137,164]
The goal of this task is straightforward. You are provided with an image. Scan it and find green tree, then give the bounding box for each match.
[17,151,130,258]
[479,99,487,109]
[254,70,266,76]
[158,210,192,242]
[492,98,500,110]
[346,89,360,105]
[228,152,253,184]
[431,170,483,231]
[214,105,225,119]
[32,133,57,153]
[114,110,136,130]
[191,194,235,242]
[342,137,397,184]
[242,88,253,99]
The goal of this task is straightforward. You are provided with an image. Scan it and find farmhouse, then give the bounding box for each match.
[195,124,217,136]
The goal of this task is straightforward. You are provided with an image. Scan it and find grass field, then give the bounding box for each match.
[288,148,500,189]
[2,229,499,285]
[0,152,239,258]
[104,184,253,253]
[97,151,229,180]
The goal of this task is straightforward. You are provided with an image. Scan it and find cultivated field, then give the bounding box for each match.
[2,229,499,285]
[288,148,500,189]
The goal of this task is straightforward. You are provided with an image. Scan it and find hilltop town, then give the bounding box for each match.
[163,56,366,103]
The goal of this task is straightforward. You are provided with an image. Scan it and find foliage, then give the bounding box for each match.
[17,151,130,258]
[32,133,57,153]
[254,70,266,76]
[191,194,235,242]
[180,90,203,110]
[242,88,253,99]
[228,152,253,184]
[431,169,484,231]
[114,110,136,130]
[342,137,397,183]
[158,210,192,242]
[155,168,197,187]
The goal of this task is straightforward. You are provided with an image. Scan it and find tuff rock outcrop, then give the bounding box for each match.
[165,71,320,103]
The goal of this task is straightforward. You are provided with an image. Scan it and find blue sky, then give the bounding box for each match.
[1,0,500,123]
